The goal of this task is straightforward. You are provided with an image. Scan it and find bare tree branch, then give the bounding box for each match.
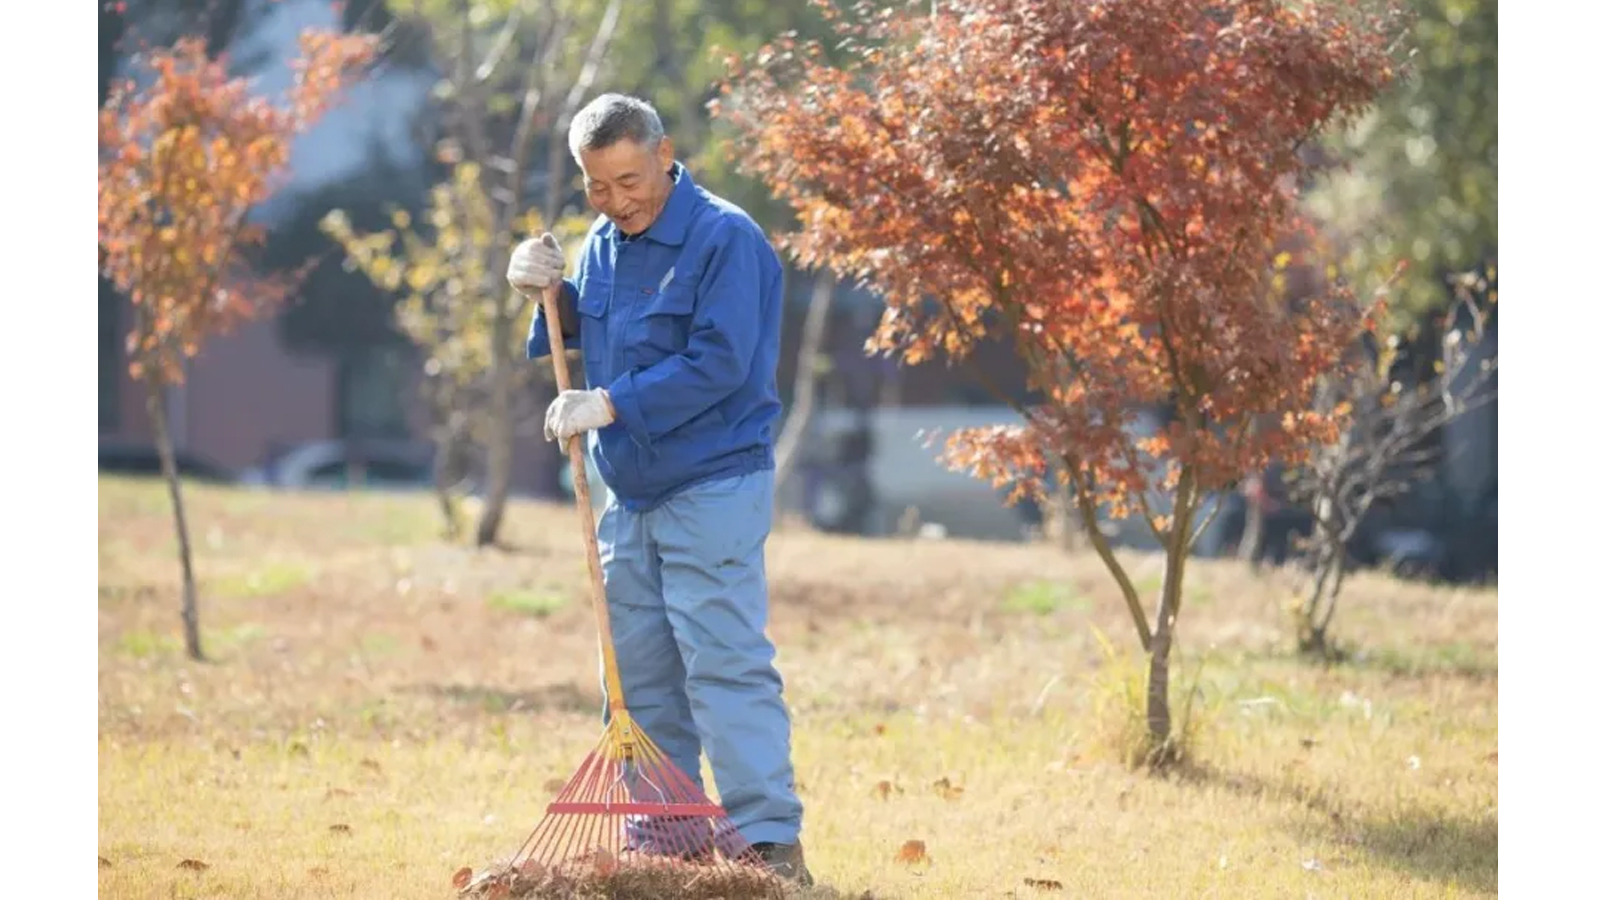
[543,0,623,227]
[473,2,524,84]
[1291,271,1497,652]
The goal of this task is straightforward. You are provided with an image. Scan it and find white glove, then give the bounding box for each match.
[506,232,566,296]
[544,389,616,442]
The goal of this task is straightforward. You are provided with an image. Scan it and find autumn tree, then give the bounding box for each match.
[719,0,1402,761]
[1289,263,1497,655]
[320,161,589,539]
[98,30,376,660]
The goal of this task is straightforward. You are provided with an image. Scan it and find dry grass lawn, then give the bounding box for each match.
[98,476,1497,898]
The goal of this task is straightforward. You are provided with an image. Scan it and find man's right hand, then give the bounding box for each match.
[506,232,566,296]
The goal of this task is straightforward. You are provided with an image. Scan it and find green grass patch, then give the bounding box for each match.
[359,633,401,658]
[487,590,568,618]
[113,629,183,658]
[1136,573,1214,608]
[111,622,266,659]
[1002,580,1092,615]
[213,562,312,599]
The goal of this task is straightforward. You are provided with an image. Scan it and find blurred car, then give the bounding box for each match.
[99,440,237,483]
[793,405,1236,550]
[792,405,1031,540]
[239,439,439,492]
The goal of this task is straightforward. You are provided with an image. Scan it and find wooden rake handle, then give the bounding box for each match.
[537,240,628,713]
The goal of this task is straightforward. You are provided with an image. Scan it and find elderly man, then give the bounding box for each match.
[505,93,811,886]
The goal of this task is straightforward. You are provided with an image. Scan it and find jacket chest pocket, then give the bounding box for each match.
[624,282,697,368]
[574,278,613,386]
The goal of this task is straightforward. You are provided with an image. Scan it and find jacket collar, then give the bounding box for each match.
[605,161,695,246]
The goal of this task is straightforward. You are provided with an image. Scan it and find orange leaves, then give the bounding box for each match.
[722,0,1396,511]
[895,839,930,866]
[98,29,374,386]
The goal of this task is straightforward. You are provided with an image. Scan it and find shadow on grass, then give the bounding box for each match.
[396,681,598,715]
[1336,642,1498,682]
[1353,811,1497,894]
[1240,640,1497,683]
[1180,765,1497,895]
[794,886,893,900]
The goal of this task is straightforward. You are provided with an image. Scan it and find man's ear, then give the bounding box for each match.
[656,136,675,173]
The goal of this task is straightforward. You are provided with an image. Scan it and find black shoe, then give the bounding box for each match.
[750,841,814,887]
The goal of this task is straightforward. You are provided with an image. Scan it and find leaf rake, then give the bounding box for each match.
[470,244,785,898]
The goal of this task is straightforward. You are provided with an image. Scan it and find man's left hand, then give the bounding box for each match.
[544,389,616,442]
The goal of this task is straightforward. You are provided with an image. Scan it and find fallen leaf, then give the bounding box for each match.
[1024,877,1064,890]
[932,776,964,801]
[288,741,309,757]
[873,723,887,736]
[325,787,354,799]
[176,859,209,872]
[452,866,473,889]
[1299,736,1318,749]
[543,777,567,794]
[360,758,382,773]
[872,780,899,800]
[329,823,352,835]
[895,839,930,865]
[99,856,112,868]
[308,866,330,877]
[421,635,438,651]
[464,867,502,894]
[1484,751,1498,764]
[516,858,547,879]
[592,847,618,877]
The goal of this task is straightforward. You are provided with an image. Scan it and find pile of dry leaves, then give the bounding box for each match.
[453,851,787,900]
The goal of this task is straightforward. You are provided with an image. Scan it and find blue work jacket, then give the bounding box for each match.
[526,163,785,511]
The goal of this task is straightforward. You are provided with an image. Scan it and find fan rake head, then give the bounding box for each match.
[463,710,787,899]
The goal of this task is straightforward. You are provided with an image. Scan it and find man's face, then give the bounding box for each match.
[578,137,675,235]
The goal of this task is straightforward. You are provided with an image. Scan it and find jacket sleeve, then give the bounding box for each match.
[524,279,581,360]
[604,224,767,452]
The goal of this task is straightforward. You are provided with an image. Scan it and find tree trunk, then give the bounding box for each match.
[1146,472,1197,759]
[1302,517,1347,655]
[1070,476,1152,651]
[1300,494,1343,655]
[144,376,204,661]
[1236,486,1264,565]
[1309,548,1346,650]
[432,409,465,541]
[474,306,515,547]
[772,271,835,513]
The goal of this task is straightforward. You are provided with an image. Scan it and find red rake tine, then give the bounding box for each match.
[508,714,774,875]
